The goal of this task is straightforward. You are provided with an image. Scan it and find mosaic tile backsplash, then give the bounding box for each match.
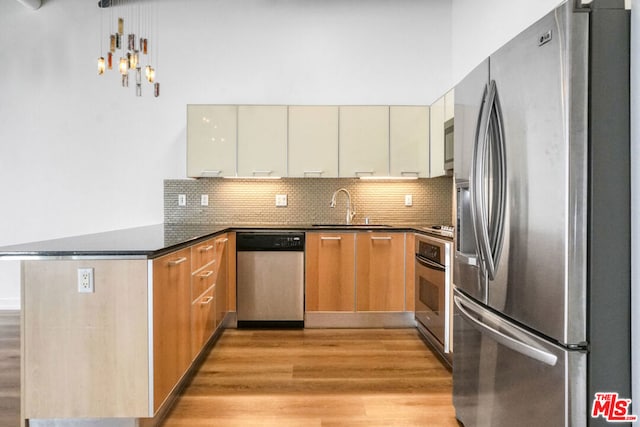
[164,177,453,226]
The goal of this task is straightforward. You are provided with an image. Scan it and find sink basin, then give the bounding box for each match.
[311,224,392,228]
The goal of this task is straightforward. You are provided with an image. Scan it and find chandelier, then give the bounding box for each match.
[97,0,160,97]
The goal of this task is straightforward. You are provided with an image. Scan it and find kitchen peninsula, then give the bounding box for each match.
[0,223,444,427]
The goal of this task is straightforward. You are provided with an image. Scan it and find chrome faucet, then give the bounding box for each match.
[330,188,356,225]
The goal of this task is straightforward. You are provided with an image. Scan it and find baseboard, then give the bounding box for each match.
[0,298,20,310]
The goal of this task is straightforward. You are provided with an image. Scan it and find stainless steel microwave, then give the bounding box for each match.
[444,118,454,171]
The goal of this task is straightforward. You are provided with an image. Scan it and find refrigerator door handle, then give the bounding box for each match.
[487,81,507,276]
[472,80,507,281]
[470,83,491,271]
[454,295,558,366]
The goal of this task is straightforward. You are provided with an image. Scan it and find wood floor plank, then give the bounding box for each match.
[161,328,457,427]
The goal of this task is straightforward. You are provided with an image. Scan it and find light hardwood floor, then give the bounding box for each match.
[0,313,458,427]
[161,328,459,427]
[0,311,20,427]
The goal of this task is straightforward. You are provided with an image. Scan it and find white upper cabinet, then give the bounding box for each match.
[429,95,446,178]
[187,105,237,178]
[445,89,455,121]
[288,106,339,177]
[237,106,288,177]
[339,106,390,177]
[390,106,430,177]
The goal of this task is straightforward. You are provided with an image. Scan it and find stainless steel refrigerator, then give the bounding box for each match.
[452,1,631,426]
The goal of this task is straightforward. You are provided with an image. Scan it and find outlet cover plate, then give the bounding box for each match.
[78,268,94,293]
[405,194,413,207]
[275,194,288,207]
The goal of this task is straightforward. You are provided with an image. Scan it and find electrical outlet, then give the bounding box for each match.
[275,194,288,207]
[201,194,209,206]
[405,194,413,207]
[77,268,94,293]
[178,194,186,206]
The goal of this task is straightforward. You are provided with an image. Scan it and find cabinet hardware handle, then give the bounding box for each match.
[201,170,221,177]
[216,238,229,244]
[199,245,214,252]
[400,171,420,176]
[200,296,214,305]
[371,236,392,241]
[303,170,324,176]
[355,170,374,176]
[252,170,273,176]
[320,236,342,241]
[199,271,214,278]
[168,257,188,266]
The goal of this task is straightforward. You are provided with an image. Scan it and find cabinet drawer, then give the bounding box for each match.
[191,238,216,272]
[191,260,217,302]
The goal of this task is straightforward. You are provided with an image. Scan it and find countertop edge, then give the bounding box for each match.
[0,224,447,260]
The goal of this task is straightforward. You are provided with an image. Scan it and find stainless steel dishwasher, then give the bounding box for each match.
[236,232,305,328]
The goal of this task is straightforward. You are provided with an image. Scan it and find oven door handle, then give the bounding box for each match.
[416,255,445,272]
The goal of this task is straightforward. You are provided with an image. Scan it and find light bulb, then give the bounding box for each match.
[109,35,116,53]
[154,82,160,97]
[107,52,113,70]
[97,57,105,75]
[129,51,138,70]
[119,57,128,75]
[147,67,155,83]
[118,18,124,35]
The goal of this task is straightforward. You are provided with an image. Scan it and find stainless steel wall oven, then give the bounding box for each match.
[415,233,452,361]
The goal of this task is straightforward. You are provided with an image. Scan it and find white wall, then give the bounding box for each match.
[0,0,452,309]
[450,0,562,85]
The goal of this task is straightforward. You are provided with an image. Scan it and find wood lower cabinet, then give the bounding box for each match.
[356,232,406,312]
[214,234,229,326]
[305,232,356,311]
[152,248,192,413]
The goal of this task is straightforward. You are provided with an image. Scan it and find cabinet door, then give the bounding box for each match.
[288,106,339,177]
[356,233,405,311]
[444,89,455,122]
[339,106,389,177]
[190,286,216,360]
[305,233,356,311]
[237,105,288,177]
[390,106,430,177]
[214,234,229,327]
[429,96,446,178]
[187,105,237,177]
[153,248,191,412]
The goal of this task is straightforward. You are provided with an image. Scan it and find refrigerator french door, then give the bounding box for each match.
[452,1,631,426]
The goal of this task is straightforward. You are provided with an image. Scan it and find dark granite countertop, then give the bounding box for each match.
[0,223,445,259]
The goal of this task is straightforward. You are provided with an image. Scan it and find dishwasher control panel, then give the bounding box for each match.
[236,232,305,252]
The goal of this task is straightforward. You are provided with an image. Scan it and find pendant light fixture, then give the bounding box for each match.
[97,0,160,98]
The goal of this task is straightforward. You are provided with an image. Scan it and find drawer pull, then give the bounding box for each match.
[321,236,342,241]
[199,245,214,252]
[252,170,273,176]
[201,170,221,177]
[355,170,374,176]
[371,236,392,241]
[400,171,420,176]
[199,271,214,279]
[216,238,229,244]
[200,296,214,305]
[303,170,324,176]
[168,257,187,266]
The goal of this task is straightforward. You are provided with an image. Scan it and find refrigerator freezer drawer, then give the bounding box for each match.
[452,291,586,427]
